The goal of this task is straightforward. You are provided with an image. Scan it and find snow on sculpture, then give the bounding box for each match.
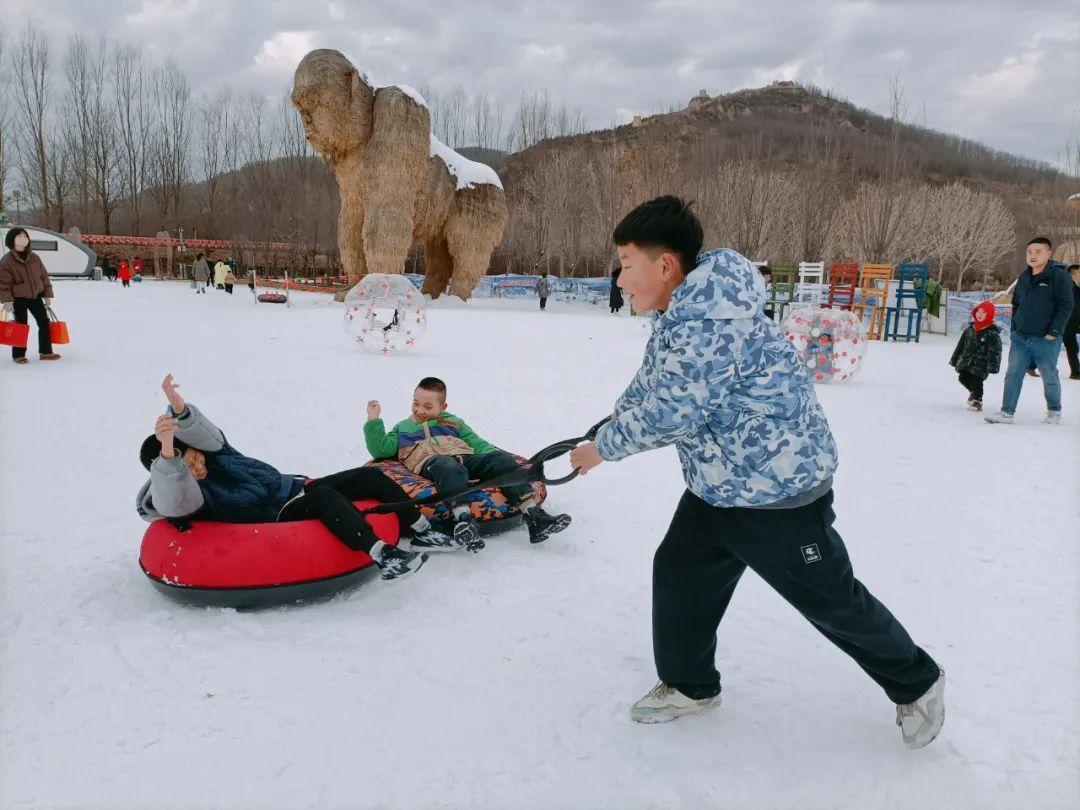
[344,273,427,354]
[782,307,867,384]
[291,49,507,301]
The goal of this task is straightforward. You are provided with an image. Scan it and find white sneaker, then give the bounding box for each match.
[896,672,945,749]
[629,681,721,724]
[1045,410,1062,424]
[984,410,1014,424]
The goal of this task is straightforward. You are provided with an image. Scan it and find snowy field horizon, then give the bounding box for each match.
[1,280,1077,810]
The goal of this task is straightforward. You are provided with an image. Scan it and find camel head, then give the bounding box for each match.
[291,49,375,164]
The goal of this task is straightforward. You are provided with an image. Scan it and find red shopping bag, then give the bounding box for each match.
[47,306,71,345]
[0,312,29,347]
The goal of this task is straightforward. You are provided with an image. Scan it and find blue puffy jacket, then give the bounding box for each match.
[138,403,303,523]
[595,248,838,508]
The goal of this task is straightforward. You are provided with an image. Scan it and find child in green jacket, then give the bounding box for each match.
[365,376,571,546]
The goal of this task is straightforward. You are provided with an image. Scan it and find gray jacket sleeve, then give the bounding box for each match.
[174,403,225,452]
[149,454,205,518]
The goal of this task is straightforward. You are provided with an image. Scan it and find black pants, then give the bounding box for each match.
[122,279,130,287]
[225,284,233,294]
[539,297,547,310]
[654,490,940,704]
[958,370,984,400]
[421,452,532,508]
[1065,331,1079,376]
[277,467,419,553]
[11,296,52,359]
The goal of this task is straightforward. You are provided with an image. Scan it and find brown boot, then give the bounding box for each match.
[13,357,29,364]
[39,353,61,360]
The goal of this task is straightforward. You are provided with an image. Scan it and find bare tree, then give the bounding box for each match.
[148,58,192,221]
[113,43,151,232]
[0,33,8,211]
[10,21,53,222]
[197,87,231,216]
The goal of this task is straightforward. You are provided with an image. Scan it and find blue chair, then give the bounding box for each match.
[884,264,929,342]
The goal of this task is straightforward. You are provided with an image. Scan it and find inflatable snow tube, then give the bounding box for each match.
[258,292,288,304]
[139,498,399,609]
[365,456,546,534]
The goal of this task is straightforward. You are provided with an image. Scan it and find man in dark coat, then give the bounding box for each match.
[985,237,1072,425]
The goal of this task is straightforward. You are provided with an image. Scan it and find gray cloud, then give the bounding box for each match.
[2,0,1077,165]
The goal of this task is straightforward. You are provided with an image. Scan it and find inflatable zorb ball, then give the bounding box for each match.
[343,274,427,354]
[782,307,866,383]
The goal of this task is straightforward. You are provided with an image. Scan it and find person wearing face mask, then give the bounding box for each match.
[0,228,61,364]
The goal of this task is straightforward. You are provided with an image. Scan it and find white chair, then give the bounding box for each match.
[796,261,825,307]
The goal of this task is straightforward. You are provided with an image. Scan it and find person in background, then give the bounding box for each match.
[985,237,1072,425]
[118,259,133,288]
[193,254,210,294]
[213,259,228,290]
[223,267,237,295]
[536,273,551,311]
[610,266,625,314]
[948,300,1002,411]
[101,256,114,282]
[0,227,61,364]
[1064,264,1080,381]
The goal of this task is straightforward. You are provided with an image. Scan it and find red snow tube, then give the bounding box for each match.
[139,498,399,609]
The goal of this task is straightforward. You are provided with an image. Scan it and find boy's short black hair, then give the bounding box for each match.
[140,434,190,471]
[1027,236,1052,249]
[416,377,447,400]
[612,196,704,275]
[4,227,29,251]
[1068,264,1080,272]
[196,252,205,259]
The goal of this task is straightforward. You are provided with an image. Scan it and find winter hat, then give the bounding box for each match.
[140,433,190,471]
[972,300,996,331]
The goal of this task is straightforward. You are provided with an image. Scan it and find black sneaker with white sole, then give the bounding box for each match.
[375,544,428,581]
[524,507,572,544]
[453,515,485,552]
[409,526,469,553]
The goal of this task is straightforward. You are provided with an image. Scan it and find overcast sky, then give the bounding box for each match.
[3,0,1078,168]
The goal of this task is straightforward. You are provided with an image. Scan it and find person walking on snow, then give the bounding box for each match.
[536,274,551,310]
[569,196,944,748]
[949,300,1002,411]
[193,254,210,294]
[213,259,228,290]
[985,237,1072,425]
[0,227,61,365]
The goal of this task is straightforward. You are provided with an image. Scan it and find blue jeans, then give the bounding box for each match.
[1001,333,1063,414]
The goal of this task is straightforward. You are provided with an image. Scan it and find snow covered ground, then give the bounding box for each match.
[1,279,1077,810]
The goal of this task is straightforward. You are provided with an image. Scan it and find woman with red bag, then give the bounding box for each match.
[0,228,61,365]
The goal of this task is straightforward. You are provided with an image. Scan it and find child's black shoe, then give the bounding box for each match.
[453,514,485,552]
[524,507,572,544]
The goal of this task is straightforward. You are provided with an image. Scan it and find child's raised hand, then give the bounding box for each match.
[367,400,381,421]
[154,414,178,457]
[161,374,186,414]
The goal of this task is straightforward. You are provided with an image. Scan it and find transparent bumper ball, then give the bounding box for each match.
[782,307,867,383]
[344,274,427,355]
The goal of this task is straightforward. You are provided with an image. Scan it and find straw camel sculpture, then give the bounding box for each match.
[292,49,507,300]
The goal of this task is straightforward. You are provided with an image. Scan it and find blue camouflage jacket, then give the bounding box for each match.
[595,248,838,508]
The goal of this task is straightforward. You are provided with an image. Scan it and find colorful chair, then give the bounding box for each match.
[795,262,826,307]
[767,261,798,322]
[825,262,859,310]
[884,263,929,342]
[854,263,893,340]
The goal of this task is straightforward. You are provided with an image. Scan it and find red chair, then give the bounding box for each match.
[826,263,859,310]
